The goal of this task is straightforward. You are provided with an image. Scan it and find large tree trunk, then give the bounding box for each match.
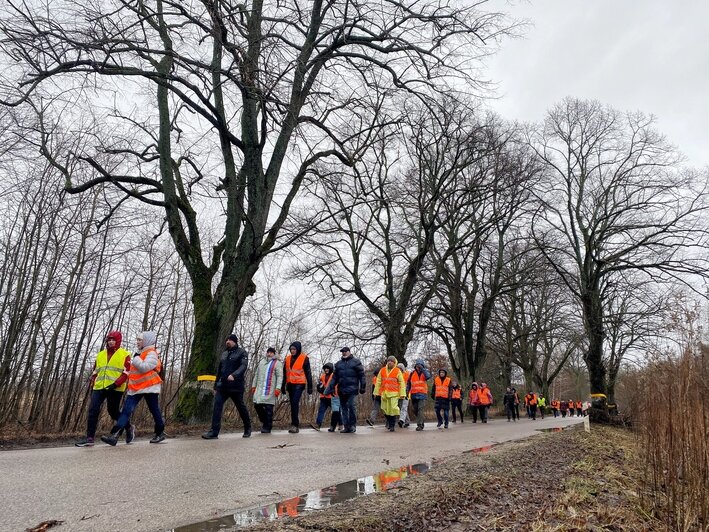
[582,290,606,395]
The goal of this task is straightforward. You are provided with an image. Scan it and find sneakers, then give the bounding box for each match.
[444,424,449,429]
[243,429,251,438]
[201,431,218,440]
[327,427,336,432]
[310,422,321,431]
[366,418,374,427]
[288,425,299,434]
[397,420,404,428]
[260,428,271,434]
[437,423,442,429]
[126,424,136,445]
[75,437,94,447]
[100,434,118,446]
[150,433,166,444]
[416,425,424,431]
[403,423,410,428]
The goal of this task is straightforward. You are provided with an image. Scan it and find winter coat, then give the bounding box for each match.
[325,354,366,396]
[503,392,516,408]
[215,345,249,392]
[251,356,283,405]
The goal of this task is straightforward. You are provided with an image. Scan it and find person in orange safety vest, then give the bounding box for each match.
[451,381,464,423]
[281,341,313,433]
[431,369,452,429]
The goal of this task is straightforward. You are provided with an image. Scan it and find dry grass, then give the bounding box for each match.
[246,425,657,531]
[628,345,709,531]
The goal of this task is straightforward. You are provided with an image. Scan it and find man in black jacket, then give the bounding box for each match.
[202,334,252,439]
[325,347,366,433]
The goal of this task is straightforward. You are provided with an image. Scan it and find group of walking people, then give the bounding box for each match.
[76,331,584,446]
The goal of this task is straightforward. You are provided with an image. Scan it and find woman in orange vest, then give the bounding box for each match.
[450,381,464,423]
[431,369,452,429]
[478,383,493,423]
[373,356,406,432]
[568,399,576,417]
[311,362,340,431]
[551,399,560,418]
[281,341,313,434]
[101,331,165,445]
[524,391,538,420]
[575,400,583,417]
[406,359,431,431]
[468,382,480,422]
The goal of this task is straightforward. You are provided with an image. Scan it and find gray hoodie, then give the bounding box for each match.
[128,330,161,395]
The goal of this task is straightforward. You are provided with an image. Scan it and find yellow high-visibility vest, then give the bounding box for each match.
[94,348,130,392]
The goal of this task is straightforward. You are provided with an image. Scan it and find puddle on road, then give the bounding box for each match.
[463,443,499,454]
[173,463,430,531]
[536,424,582,433]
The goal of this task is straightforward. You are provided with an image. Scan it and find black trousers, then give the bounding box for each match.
[211,389,251,435]
[451,399,464,422]
[254,403,274,431]
[286,384,305,427]
[86,389,123,438]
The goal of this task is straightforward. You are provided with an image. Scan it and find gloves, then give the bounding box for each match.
[250,387,256,395]
[105,383,117,391]
[316,383,325,393]
[275,389,281,398]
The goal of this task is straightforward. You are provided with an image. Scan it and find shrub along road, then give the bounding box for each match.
[1,416,582,532]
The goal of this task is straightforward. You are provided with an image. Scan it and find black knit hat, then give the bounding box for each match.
[227,334,238,343]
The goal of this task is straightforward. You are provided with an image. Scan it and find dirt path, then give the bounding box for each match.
[0,416,582,532]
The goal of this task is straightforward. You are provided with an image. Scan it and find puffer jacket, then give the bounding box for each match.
[325,355,365,396]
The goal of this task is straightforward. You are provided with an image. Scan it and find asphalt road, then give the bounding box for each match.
[1,415,584,532]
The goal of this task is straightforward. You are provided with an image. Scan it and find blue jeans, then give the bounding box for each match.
[339,393,357,429]
[112,393,164,435]
[316,397,332,426]
[435,398,450,426]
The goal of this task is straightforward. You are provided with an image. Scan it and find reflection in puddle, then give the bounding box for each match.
[173,463,430,531]
[463,444,499,454]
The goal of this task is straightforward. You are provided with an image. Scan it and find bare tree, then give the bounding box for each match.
[0,0,512,420]
[291,98,490,364]
[530,97,709,395]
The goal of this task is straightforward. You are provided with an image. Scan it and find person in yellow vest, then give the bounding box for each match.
[537,393,547,419]
[75,331,132,447]
[281,341,313,434]
[373,356,406,432]
[431,369,452,429]
[396,363,411,428]
[101,331,165,445]
[450,381,464,423]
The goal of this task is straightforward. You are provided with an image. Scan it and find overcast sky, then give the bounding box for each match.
[484,0,708,167]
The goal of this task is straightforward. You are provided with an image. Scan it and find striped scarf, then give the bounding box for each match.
[261,358,278,397]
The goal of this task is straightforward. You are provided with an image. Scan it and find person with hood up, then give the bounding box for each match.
[468,382,481,422]
[450,380,464,423]
[250,347,283,434]
[324,347,366,433]
[478,382,493,423]
[202,333,252,439]
[75,331,132,447]
[101,331,166,445]
[281,341,313,433]
[406,359,431,431]
[431,369,452,429]
[373,356,406,432]
[311,362,340,431]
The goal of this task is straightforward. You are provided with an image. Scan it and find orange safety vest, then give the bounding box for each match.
[452,388,461,400]
[320,372,334,398]
[576,401,583,409]
[127,348,162,392]
[479,387,492,406]
[525,393,537,406]
[409,370,428,395]
[434,376,451,398]
[372,374,377,386]
[378,366,402,393]
[551,400,560,409]
[285,353,307,384]
[468,388,480,405]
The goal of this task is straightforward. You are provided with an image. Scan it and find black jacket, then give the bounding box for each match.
[215,346,248,391]
[325,355,366,396]
[503,391,516,408]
